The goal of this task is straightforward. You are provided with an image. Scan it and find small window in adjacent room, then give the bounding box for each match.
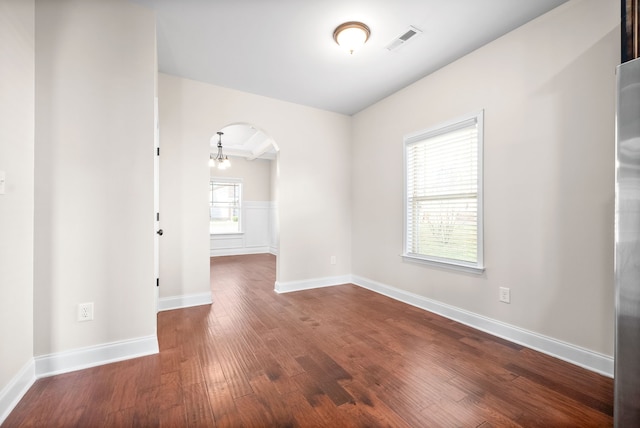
[403,111,484,273]
[210,179,242,234]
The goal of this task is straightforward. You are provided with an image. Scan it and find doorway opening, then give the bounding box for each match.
[208,122,280,289]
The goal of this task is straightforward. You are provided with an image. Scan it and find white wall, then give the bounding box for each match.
[159,73,352,299]
[0,0,35,420]
[352,0,618,356]
[33,0,157,358]
[210,156,272,201]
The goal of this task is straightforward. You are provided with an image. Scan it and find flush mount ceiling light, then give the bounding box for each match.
[333,21,370,55]
[210,131,231,169]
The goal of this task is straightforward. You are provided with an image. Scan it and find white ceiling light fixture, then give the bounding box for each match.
[210,131,231,169]
[333,21,370,55]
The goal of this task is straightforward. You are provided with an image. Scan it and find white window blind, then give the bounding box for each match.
[210,180,242,234]
[404,112,484,272]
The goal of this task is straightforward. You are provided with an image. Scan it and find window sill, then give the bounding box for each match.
[401,254,485,275]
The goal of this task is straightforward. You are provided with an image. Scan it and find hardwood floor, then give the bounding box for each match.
[3,254,613,427]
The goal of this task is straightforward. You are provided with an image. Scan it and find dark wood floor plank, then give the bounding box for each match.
[447,374,526,422]
[306,347,352,382]
[506,362,613,415]
[233,392,278,427]
[103,407,137,428]
[132,385,161,427]
[510,375,614,427]
[290,373,360,428]
[420,401,483,428]
[248,373,299,426]
[2,254,613,428]
[333,338,465,413]
[285,390,332,427]
[456,395,525,428]
[341,379,413,428]
[183,382,216,427]
[259,329,306,378]
[206,316,255,399]
[517,346,614,404]
[159,405,188,427]
[203,367,240,428]
[295,355,354,407]
[159,370,184,410]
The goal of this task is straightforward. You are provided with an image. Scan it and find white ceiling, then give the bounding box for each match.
[131,0,568,156]
[214,123,277,160]
[132,0,568,116]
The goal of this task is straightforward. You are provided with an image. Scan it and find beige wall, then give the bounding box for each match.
[33,0,157,355]
[352,0,618,355]
[0,0,35,406]
[210,156,272,202]
[159,73,352,298]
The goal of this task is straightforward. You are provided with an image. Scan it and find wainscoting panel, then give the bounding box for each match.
[211,201,278,256]
[269,202,279,255]
[244,202,270,248]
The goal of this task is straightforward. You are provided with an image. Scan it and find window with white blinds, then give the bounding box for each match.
[210,179,242,234]
[403,111,484,273]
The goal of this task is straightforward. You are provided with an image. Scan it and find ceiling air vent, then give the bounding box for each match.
[385,26,423,52]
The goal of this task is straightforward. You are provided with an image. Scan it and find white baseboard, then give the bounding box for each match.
[351,275,614,377]
[274,275,351,294]
[210,247,271,257]
[34,335,159,378]
[158,292,212,312]
[209,247,279,257]
[0,359,36,425]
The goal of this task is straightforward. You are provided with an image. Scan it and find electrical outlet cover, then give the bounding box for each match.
[78,302,94,321]
[499,287,510,303]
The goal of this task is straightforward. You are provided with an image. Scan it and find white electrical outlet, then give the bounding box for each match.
[330,256,337,265]
[499,287,511,303]
[78,302,94,321]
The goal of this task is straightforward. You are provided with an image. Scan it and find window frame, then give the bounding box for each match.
[402,110,484,274]
[209,177,243,235]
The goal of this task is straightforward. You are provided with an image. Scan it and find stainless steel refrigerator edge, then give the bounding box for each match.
[615,56,640,427]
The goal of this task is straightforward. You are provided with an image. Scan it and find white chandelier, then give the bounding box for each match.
[209,131,230,169]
